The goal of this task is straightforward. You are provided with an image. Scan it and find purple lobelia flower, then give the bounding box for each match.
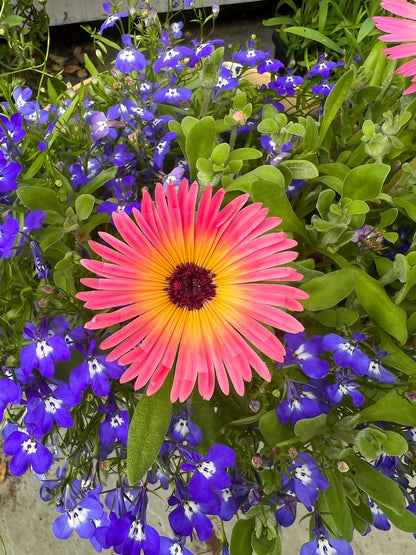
[70,338,124,397]
[277,380,327,425]
[282,453,329,510]
[12,85,32,112]
[160,536,193,555]
[281,332,329,379]
[269,72,304,96]
[0,152,22,193]
[24,383,75,435]
[324,370,364,407]
[167,409,203,447]
[98,399,129,447]
[115,34,148,74]
[153,131,177,169]
[88,111,125,141]
[30,241,49,280]
[233,40,266,67]
[300,513,353,555]
[322,331,370,375]
[153,32,193,73]
[100,2,129,35]
[257,49,284,74]
[170,21,184,39]
[286,179,306,196]
[275,493,298,527]
[20,317,71,378]
[187,39,224,68]
[168,478,220,541]
[0,375,21,421]
[366,348,395,384]
[311,81,334,96]
[181,444,236,503]
[0,214,19,258]
[153,77,192,105]
[3,427,54,475]
[308,54,337,78]
[367,501,391,531]
[0,112,26,151]
[53,494,104,539]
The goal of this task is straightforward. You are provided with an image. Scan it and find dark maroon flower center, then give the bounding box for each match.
[166,262,216,311]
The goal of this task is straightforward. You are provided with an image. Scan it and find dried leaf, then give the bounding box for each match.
[0,461,7,484]
[49,53,67,65]
[64,64,82,74]
[76,68,88,79]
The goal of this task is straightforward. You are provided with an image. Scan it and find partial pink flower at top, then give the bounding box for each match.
[76,180,308,402]
[373,0,416,94]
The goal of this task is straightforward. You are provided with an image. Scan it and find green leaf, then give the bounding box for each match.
[284,26,343,54]
[321,469,354,541]
[2,14,24,26]
[23,153,46,179]
[357,390,416,428]
[382,431,408,456]
[37,227,65,252]
[378,503,416,533]
[84,53,99,76]
[81,167,118,195]
[211,142,230,165]
[318,69,355,147]
[300,269,358,311]
[379,331,416,377]
[127,379,172,485]
[226,166,285,194]
[294,414,328,442]
[259,410,294,446]
[230,519,255,555]
[342,164,390,201]
[251,180,307,237]
[357,17,376,43]
[395,195,416,222]
[280,160,318,180]
[342,448,405,515]
[355,271,408,344]
[17,186,64,215]
[228,148,262,161]
[75,194,95,221]
[185,116,217,181]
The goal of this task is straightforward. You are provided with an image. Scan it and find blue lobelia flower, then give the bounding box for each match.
[160,536,193,555]
[324,370,364,407]
[115,34,148,74]
[20,317,71,378]
[276,379,327,425]
[257,49,284,74]
[3,428,53,475]
[0,152,22,193]
[286,179,307,196]
[181,444,236,502]
[170,21,184,39]
[153,131,177,170]
[100,2,129,35]
[311,81,334,96]
[300,514,353,555]
[53,494,104,539]
[0,375,21,421]
[167,409,203,447]
[24,383,75,435]
[366,348,395,384]
[367,501,391,531]
[30,241,49,280]
[153,77,192,105]
[308,54,338,78]
[187,39,224,68]
[153,32,193,73]
[70,338,124,397]
[275,493,298,527]
[322,331,370,375]
[168,478,220,541]
[233,40,266,67]
[98,401,129,447]
[268,72,303,96]
[282,452,329,510]
[281,332,329,379]
[0,112,26,151]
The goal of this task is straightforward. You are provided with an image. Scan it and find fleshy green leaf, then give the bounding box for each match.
[300,269,358,311]
[357,390,416,428]
[342,164,390,201]
[230,519,255,555]
[127,379,172,485]
[355,271,408,344]
[75,194,95,221]
[185,116,217,181]
[17,186,64,215]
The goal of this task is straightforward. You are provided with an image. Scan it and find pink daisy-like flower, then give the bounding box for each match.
[373,0,416,94]
[76,180,307,402]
